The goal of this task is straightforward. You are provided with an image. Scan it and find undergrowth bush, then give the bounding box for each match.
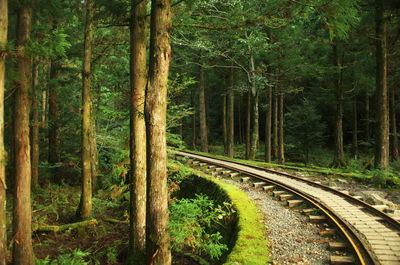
[36,249,90,265]
[169,194,234,260]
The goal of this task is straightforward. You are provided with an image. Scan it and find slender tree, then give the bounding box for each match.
[13,4,35,264]
[145,0,172,264]
[48,59,60,181]
[272,89,278,159]
[128,0,148,263]
[390,85,398,160]
[31,60,40,187]
[245,92,251,159]
[277,85,285,164]
[79,0,94,220]
[265,83,272,162]
[374,0,389,168]
[198,64,208,152]
[249,54,259,160]
[332,42,346,167]
[222,94,227,154]
[227,67,234,157]
[0,0,7,263]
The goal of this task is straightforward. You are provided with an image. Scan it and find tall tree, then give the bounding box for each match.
[265,83,272,162]
[0,0,7,263]
[145,0,172,264]
[13,3,35,264]
[374,0,389,168]
[332,42,346,167]
[128,0,148,263]
[48,59,60,181]
[198,64,208,152]
[277,85,285,164]
[249,54,259,160]
[227,67,234,157]
[31,60,40,187]
[390,85,398,160]
[79,0,94,220]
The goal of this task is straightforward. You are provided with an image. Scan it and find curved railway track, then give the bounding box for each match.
[173,150,400,265]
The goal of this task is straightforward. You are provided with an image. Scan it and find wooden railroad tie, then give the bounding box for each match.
[279,194,294,201]
[302,208,317,215]
[229,172,240,178]
[252,182,266,189]
[329,242,347,251]
[330,256,354,264]
[208,165,216,169]
[309,215,327,223]
[263,185,275,192]
[240,177,251,182]
[287,199,304,208]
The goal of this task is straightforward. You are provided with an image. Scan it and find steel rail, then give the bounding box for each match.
[173,150,400,265]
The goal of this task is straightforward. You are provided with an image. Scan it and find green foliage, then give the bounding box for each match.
[285,98,326,164]
[36,249,90,265]
[169,194,231,260]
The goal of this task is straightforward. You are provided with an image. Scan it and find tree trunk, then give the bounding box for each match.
[265,84,272,162]
[332,43,345,167]
[79,0,94,220]
[365,92,370,142]
[13,5,35,264]
[249,55,259,160]
[272,89,278,160]
[90,115,98,192]
[352,99,358,160]
[238,98,242,144]
[145,0,172,264]
[278,86,285,164]
[128,0,147,263]
[245,92,251,159]
[222,95,227,154]
[390,85,398,160]
[227,67,234,157]
[31,60,40,187]
[48,60,60,181]
[374,0,389,169]
[198,65,208,152]
[0,0,7,263]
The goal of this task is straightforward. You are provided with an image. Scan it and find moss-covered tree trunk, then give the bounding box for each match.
[79,0,94,220]
[374,0,389,169]
[0,0,7,263]
[365,92,370,142]
[13,5,35,264]
[265,83,272,162]
[128,0,148,263]
[332,43,345,167]
[227,67,234,158]
[31,60,39,187]
[238,99,243,144]
[145,0,172,264]
[199,64,208,152]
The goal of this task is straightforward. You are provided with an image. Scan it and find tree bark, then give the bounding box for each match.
[79,0,94,220]
[48,60,60,181]
[13,5,35,264]
[249,55,259,160]
[128,0,148,263]
[31,60,39,187]
[332,43,346,167]
[198,64,208,152]
[272,89,278,160]
[352,99,358,160]
[222,95,227,154]
[265,84,272,162]
[390,85,398,160]
[0,0,7,263]
[227,67,234,157]
[245,92,251,159]
[278,86,285,164]
[374,0,389,169]
[145,0,172,264]
[365,92,370,142]
[238,98,242,144]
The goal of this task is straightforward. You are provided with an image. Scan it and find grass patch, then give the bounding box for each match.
[171,163,270,265]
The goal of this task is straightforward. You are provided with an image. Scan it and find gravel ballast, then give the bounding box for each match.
[221,178,331,265]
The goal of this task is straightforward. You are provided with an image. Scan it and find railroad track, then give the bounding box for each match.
[173,150,400,265]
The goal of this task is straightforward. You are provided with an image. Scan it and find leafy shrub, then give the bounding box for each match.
[169,194,232,260]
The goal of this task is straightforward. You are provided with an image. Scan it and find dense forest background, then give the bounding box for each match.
[1,0,400,264]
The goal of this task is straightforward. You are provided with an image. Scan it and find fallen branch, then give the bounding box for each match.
[33,219,98,233]
[102,217,129,224]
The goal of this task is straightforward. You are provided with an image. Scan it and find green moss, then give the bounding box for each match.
[173,163,270,265]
